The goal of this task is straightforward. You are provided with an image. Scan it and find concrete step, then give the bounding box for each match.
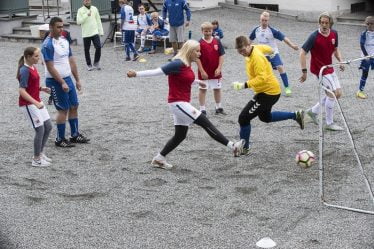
[336,17,365,25]
[22,20,70,27]
[13,27,32,35]
[1,34,43,43]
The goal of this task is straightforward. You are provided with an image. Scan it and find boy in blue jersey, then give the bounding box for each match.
[41,17,90,147]
[120,0,139,61]
[162,0,191,58]
[357,16,374,99]
[249,11,299,96]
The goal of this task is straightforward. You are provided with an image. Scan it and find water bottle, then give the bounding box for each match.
[188,30,192,39]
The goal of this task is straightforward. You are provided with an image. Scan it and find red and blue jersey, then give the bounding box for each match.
[302,29,339,75]
[18,65,41,106]
[161,59,195,103]
[198,38,225,80]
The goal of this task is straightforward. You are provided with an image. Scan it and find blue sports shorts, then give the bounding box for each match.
[266,53,283,69]
[46,76,79,111]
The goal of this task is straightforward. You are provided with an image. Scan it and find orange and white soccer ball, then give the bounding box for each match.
[295,150,316,168]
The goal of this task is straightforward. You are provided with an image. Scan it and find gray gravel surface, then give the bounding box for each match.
[1,7,373,249]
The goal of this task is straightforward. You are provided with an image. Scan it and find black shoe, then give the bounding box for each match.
[133,54,140,61]
[48,95,53,105]
[70,133,90,143]
[201,110,207,115]
[295,110,305,130]
[215,108,227,115]
[55,138,75,147]
[125,57,131,61]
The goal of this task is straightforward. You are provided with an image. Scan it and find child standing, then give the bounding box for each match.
[234,36,304,155]
[212,20,223,40]
[136,4,151,53]
[120,0,139,61]
[357,16,374,99]
[197,22,225,115]
[17,47,53,167]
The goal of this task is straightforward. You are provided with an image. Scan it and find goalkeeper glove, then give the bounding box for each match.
[232,81,246,90]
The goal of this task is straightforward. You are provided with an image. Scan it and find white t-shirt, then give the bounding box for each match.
[120,5,137,30]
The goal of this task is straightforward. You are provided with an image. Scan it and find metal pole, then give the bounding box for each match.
[42,0,45,21]
[47,0,50,19]
[57,0,60,16]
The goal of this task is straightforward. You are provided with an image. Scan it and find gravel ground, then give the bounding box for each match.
[0,7,373,249]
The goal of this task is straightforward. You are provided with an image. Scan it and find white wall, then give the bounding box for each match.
[188,0,225,8]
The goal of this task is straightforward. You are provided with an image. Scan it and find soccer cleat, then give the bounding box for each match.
[55,138,75,148]
[284,87,292,96]
[307,110,318,125]
[295,110,305,130]
[93,62,101,70]
[125,57,131,61]
[325,123,344,131]
[151,154,173,169]
[241,147,250,156]
[70,133,90,143]
[31,158,51,167]
[41,153,52,163]
[87,65,94,71]
[233,139,245,157]
[215,108,227,115]
[133,54,140,61]
[201,110,207,115]
[356,90,367,99]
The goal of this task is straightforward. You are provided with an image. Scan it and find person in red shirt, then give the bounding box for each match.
[196,22,226,115]
[17,47,53,167]
[299,12,345,131]
[127,40,244,169]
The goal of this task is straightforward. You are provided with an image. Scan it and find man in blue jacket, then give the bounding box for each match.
[162,0,191,58]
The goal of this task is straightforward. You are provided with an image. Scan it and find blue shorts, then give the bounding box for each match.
[359,58,374,71]
[46,76,79,111]
[266,53,283,69]
[122,30,135,44]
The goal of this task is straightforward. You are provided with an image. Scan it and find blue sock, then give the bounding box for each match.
[69,118,79,137]
[56,123,66,141]
[152,41,157,50]
[129,43,136,54]
[280,73,289,88]
[239,125,251,149]
[125,44,130,58]
[359,70,368,91]
[271,111,295,122]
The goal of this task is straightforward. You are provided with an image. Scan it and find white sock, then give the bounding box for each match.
[227,141,234,149]
[311,96,326,114]
[200,106,206,111]
[215,102,221,109]
[325,97,335,125]
[141,36,146,47]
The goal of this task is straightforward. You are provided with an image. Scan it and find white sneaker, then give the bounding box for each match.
[307,110,318,125]
[151,154,173,169]
[93,63,101,70]
[233,139,245,157]
[31,158,51,167]
[41,153,52,163]
[137,47,144,53]
[87,65,94,71]
[325,123,344,131]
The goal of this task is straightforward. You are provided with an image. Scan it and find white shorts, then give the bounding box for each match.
[169,102,201,126]
[199,79,222,90]
[20,104,50,129]
[320,72,341,91]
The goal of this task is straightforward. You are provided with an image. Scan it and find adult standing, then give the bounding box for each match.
[41,17,90,147]
[77,0,104,71]
[299,12,345,131]
[162,0,191,59]
[249,11,299,96]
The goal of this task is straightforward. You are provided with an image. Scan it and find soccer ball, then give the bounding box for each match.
[295,150,315,168]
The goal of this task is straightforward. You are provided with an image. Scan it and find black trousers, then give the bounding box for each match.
[83,34,101,66]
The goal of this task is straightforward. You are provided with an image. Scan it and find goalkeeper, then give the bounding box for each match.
[233,36,305,155]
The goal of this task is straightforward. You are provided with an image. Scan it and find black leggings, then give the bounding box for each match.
[83,34,101,66]
[160,114,229,156]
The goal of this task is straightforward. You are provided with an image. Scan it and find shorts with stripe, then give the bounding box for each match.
[20,104,50,129]
[46,76,79,111]
[266,53,283,69]
[169,101,201,126]
[199,79,222,90]
[238,93,280,126]
[319,72,341,91]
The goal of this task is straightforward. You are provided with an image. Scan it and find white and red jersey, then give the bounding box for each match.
[18,64,41,106]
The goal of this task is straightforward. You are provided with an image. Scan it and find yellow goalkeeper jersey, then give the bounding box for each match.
[244,45,281,95]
